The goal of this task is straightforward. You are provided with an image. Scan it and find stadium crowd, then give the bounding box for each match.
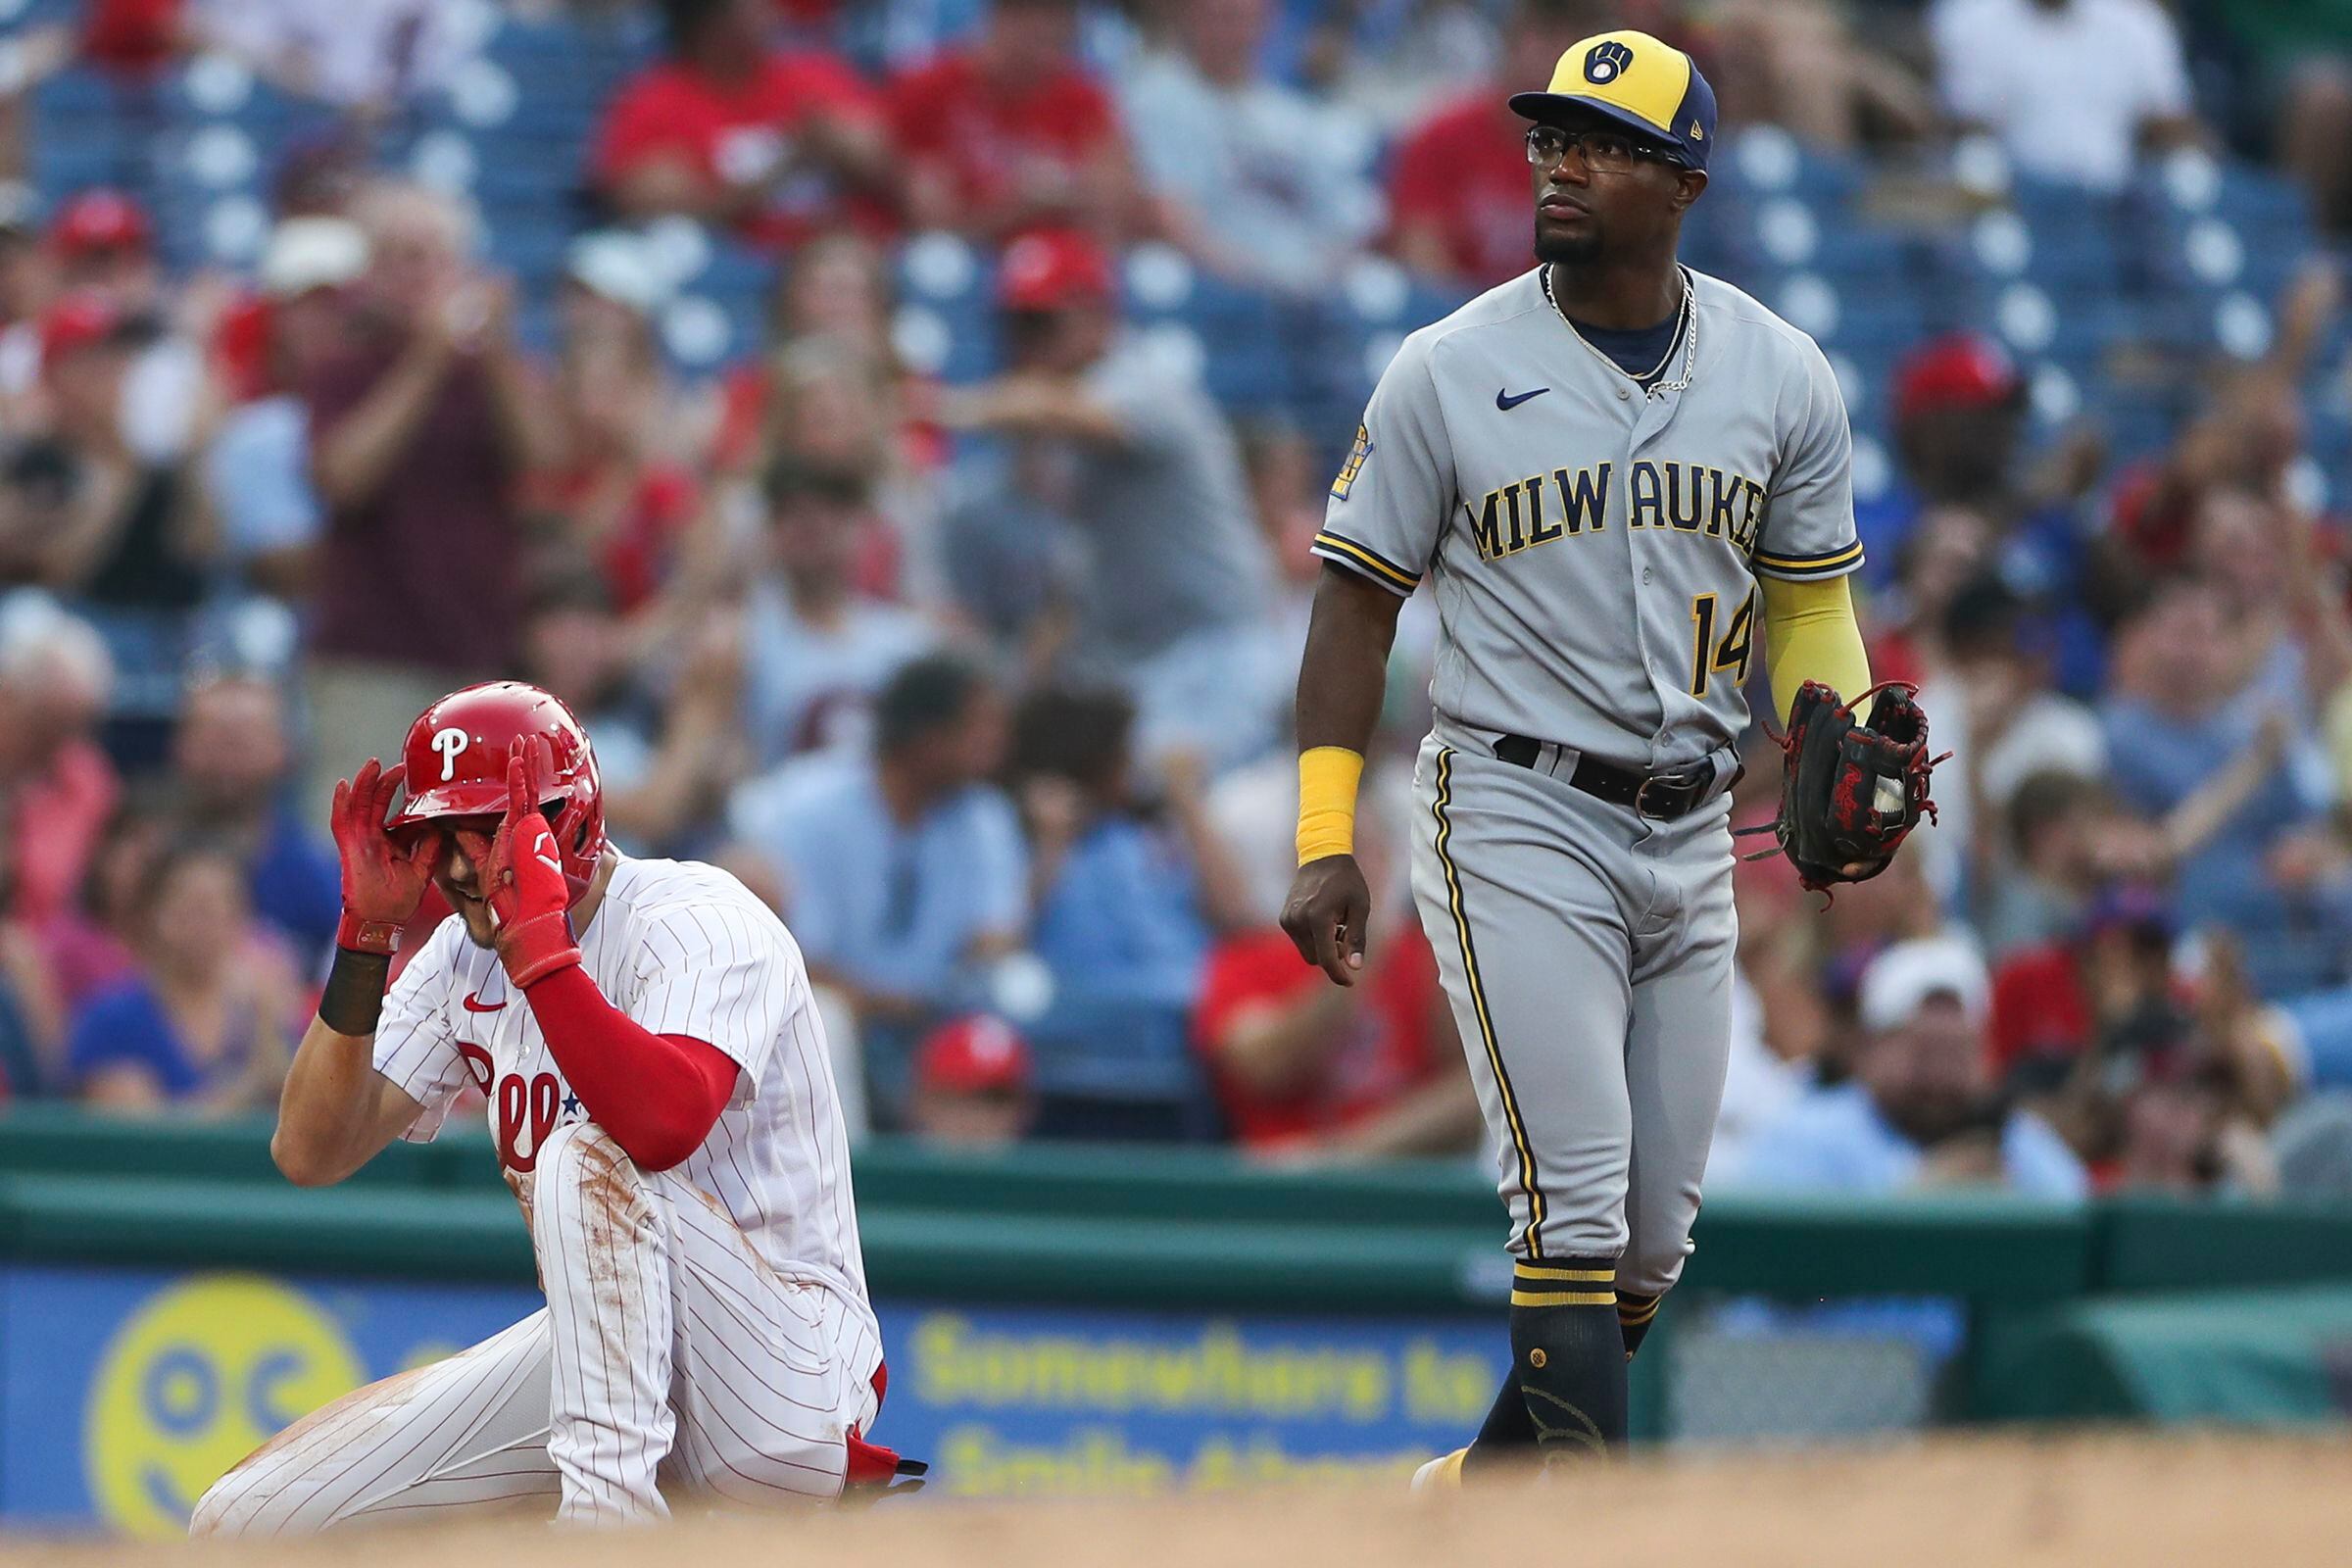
[0,0,2344,1202]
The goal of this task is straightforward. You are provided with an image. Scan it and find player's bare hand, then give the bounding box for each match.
[1281,854,1371,987]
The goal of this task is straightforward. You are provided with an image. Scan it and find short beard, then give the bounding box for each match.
[1534,229,1600,266]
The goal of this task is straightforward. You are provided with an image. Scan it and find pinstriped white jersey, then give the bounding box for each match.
[1314,268,1863,768]
[373,856,870,1318]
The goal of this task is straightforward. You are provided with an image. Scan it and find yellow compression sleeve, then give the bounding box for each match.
[1296,747,1365,863]
[1760,573,1873,724]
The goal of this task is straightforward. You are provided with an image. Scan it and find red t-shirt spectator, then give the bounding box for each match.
[887,50,1121,236]
[526,462,701,615]
[1385,91,1531,290]
[592,51,889,249]
[1988,942,2092,1077]
[81,0,182,74]
[304,338,521,674]
[1195,927,1443,1151]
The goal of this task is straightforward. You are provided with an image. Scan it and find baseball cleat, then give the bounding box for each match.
[1410,1446,1468,1494]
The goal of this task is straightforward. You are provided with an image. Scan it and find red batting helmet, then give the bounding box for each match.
[390,681,607,906]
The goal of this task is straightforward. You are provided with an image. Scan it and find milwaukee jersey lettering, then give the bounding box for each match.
[1315,268,1863,767]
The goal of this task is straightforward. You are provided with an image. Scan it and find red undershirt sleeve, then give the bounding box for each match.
[521,964,739,1172]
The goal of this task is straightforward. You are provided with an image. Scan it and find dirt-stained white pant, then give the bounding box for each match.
[190,1122,883,1535]
[1411,731,1737,1297]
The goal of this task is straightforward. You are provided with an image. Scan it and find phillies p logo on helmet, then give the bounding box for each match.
[390,681,609,907]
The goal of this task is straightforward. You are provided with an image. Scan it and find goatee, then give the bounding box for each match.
[1534,231,1599,265]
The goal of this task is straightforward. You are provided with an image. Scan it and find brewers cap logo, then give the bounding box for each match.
[1584,39,1635,85]
[1508,29,1718,171]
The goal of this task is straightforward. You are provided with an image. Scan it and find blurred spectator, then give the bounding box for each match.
[299,181,558,816]
[1194,904,1475,1159]
[1989,881,2180,1087]
[2023,928,2289,1192]
[1979,770,2152,956]
[190,0,481,115]
[525,233,703,619]
[887,0,1134,240]
[1929,0,2200,190]
[0,291,209,613]
[906,1013,1036,1146]
[741,458,936,768]
[593,0,892,247]
[713,233,927,491]
[1860,334,2105,628]
[0,182,48,423]
[520,572,745,855]
[941,229,1280,767]
[47,190,216,469]
[0,597,118,927]
[2107,267,2341,578]
[1119,0,1377,297]
[1317,0,1514,136]
[1710,962,1815,1177]
[1007,684,1246,1140]
[68,838,299,1114]
[39,788,167,1013]
[1732,936,2089,1197]
[169,673,340,961]
[1908,574,2108,910]
[1384,0,1592,291]
[200,217,368,603]
[1704,0,1935,153]
[2100,575,2352,997]
[728,652,1026,1122]
[0,830,59,1100]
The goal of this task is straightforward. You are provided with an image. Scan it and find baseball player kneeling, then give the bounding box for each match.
[1280,31,1939,1484]
[193,681,915,1534]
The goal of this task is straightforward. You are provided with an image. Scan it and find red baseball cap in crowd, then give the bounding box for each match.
[39,290,125,374]
[997,228,1114,314]
[50,188,152,258]
[914,1015,1033,1097]
[1892,331,2022,425]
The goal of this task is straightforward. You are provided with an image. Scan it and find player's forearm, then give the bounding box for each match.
[1759,573,1872,722]
[274,949,415,1186]
[1294,564,1403,863]
[274,1017,396,1186]
[1297,564,1403,756]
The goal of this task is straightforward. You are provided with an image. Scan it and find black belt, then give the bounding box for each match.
[1492,734,1720,821]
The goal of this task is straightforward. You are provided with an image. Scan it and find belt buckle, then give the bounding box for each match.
[1636,765,1703,819]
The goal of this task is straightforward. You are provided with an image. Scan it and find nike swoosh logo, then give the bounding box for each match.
[1496,386,1550,411]
[462,992,506,1013]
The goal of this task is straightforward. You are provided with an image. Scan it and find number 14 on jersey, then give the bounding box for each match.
[1688,590,1756,699]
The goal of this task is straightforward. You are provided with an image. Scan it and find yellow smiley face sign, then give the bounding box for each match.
[84,1275,365,1539]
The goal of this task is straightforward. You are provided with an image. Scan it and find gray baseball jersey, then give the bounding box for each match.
[1319,266,1860,1289]
[1315,267,1863,764]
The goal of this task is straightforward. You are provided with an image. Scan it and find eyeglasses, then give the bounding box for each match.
[1525,124,1681,174]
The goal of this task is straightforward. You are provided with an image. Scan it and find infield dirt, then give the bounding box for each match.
[1,1431,2344,1567]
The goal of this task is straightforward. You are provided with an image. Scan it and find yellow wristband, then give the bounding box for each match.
[1296,746,1364,864]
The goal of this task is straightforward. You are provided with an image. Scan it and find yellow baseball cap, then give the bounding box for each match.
[1509,29,1717,170]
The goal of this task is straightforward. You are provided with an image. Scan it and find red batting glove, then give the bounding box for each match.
[329,759,437,955]
[460,737,582,990]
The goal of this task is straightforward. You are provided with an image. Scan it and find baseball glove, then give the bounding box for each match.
[1740,680,1945,894]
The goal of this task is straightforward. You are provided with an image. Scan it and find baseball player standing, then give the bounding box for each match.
[193,681,915,1533]
[1281,30,1932,1482]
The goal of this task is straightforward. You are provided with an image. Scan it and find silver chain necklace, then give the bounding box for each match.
[1542,264,1698,397]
